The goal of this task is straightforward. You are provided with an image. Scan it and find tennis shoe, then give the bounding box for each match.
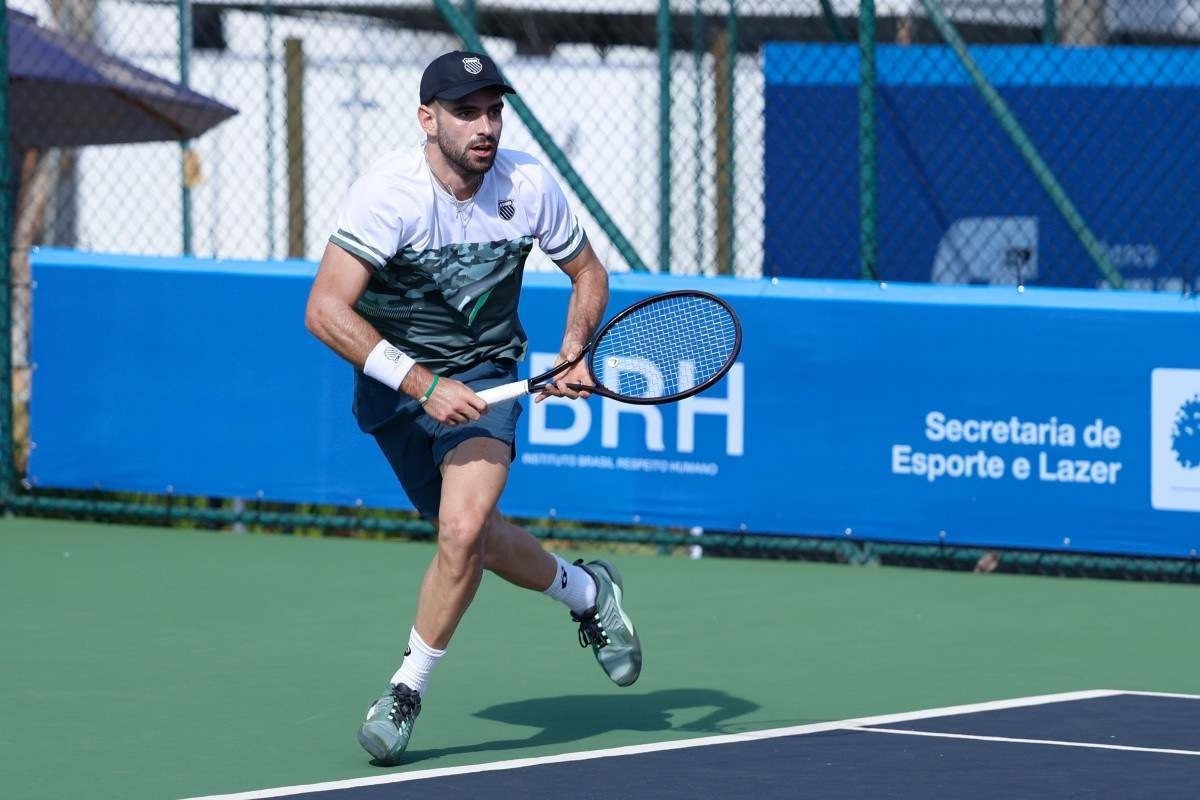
[572,559,642,687]
[356,682,421,765]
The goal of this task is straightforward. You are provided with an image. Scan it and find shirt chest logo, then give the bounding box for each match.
[498,199,516,220]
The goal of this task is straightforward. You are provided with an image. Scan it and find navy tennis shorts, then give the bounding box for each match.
[352,359,522,519]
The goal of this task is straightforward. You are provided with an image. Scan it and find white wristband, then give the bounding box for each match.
[363,340,416,391]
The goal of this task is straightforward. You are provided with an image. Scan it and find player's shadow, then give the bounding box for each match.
[402,688,759,764]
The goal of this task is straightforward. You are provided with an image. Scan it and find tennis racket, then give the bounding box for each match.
[477,290,742,406]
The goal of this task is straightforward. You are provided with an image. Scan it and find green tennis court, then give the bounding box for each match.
[3,518,1198,799]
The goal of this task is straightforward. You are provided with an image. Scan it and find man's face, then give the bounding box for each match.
[429,88,505,175]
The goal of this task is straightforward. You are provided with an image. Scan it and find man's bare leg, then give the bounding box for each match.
[412,437,514,649]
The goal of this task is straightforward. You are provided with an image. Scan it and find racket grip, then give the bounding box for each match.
[477,380,531,406]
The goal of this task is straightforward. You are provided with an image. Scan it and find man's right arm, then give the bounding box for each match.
[305,242,439,399]
[304,242,485,423]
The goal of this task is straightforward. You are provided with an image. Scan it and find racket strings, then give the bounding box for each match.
[590,295,738,399]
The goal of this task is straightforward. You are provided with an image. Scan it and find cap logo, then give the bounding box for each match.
[462,57,483,75]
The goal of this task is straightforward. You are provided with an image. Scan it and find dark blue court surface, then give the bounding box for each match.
[187,691,1199,800]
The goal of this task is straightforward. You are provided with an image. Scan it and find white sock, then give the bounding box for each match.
[389,627,445,695]
[542,554,597,615]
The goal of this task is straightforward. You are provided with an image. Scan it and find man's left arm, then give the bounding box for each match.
[537,241,609,401]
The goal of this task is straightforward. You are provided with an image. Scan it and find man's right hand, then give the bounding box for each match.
[420,376,488,426]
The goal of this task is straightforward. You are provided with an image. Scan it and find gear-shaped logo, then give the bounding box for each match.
[1171,394,1200,469]
[1152,369,1200,511]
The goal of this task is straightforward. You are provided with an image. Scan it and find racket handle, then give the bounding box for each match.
[477,380,531,406]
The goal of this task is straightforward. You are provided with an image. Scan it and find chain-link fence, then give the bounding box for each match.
[768,1,1200,290]
[5,1,1199,285]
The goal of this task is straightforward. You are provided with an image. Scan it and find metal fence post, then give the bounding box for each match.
[178,0,194,255]
[0,8,13,508]
[723,1,738,275]
[858,0,879,281]
[1043,0,1058,45]
[692,4,704,273]
[659,0,674,273]
[264,0,276,260]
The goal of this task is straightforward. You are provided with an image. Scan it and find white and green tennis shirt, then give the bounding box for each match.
[330,144,587,373]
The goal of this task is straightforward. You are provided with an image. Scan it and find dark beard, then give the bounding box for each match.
[438,132,497,176]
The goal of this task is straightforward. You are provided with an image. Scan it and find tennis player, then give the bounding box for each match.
[305,50,642,766]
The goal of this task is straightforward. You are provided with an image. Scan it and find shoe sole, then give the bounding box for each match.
[357,722,402,764]
[608,579,642,686]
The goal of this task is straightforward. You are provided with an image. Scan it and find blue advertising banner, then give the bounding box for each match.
[763,45,1200,290]
[30,249,1200,557]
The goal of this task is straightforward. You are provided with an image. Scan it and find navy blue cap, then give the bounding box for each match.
[419,51,515,105]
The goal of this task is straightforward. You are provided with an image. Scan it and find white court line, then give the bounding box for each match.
[847,726,1200,757]
[180,689,1128,800]
[1107,689,1200,700]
